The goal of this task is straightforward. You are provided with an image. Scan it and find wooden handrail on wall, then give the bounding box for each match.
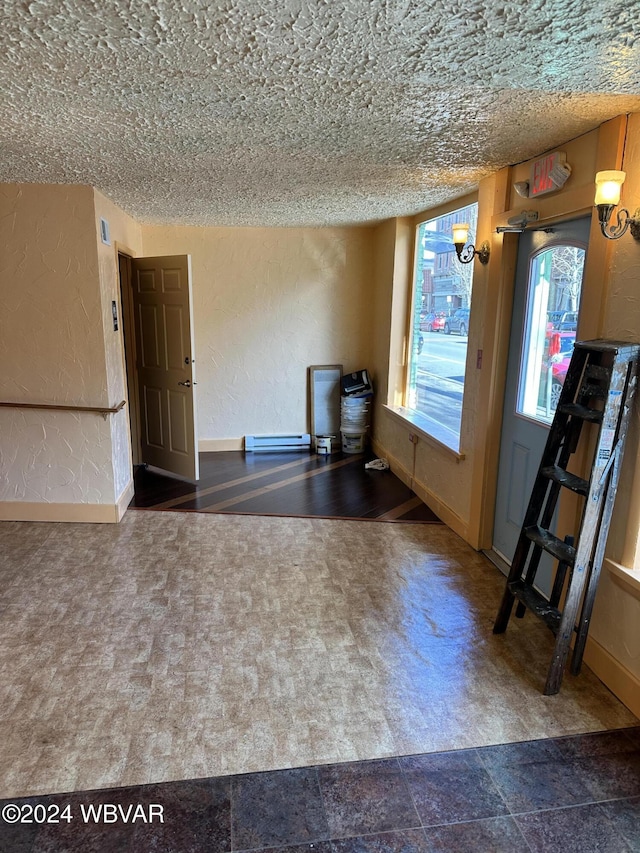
[0,400,126,418]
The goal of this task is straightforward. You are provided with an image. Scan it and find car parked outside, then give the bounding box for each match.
[541,331,576,409]
[558,312,578,331]
[420,312,446,332]
[547,310,565,328]
[444,308,470,336]
[547,310,578,331]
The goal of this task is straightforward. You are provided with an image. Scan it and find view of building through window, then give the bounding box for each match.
[406,202,478,448]
[518,244,584,424]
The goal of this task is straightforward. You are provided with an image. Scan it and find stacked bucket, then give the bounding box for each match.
[340,396,370,454]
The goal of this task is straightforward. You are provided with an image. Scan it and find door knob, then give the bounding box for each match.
[178,380,191,388]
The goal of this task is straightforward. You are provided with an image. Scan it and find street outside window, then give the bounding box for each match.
[406,202,479,449]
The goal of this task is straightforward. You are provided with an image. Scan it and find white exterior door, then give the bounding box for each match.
[492,218,589,588]
[131,255,199,482]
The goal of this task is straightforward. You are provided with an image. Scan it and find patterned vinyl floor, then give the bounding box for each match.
[1,458,638,852]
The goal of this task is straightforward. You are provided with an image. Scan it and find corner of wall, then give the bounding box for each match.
[92,189,144,504]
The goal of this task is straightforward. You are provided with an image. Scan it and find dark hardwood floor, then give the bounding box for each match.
[129,449,441,523]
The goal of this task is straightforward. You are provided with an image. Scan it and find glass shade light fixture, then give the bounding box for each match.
[452,222,490,264]
[594,170,640,240]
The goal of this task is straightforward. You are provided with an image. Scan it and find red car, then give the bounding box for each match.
[420,312,446,332]
[543,332,575,408]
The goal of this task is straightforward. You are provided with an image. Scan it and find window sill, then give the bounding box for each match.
[604,558,640,600]
[383,405,466,461]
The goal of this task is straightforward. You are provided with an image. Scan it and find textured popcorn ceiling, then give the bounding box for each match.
[2,1,640,226]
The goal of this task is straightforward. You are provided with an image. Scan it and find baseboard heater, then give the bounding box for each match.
[244,433,311,452]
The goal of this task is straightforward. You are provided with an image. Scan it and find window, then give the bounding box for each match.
[517,244,585,424]
[405,202,479,450]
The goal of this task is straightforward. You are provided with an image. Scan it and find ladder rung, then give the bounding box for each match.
[541,465,589,496]
[581,385,608,400]
[525,525,577,565]
[558,403,603,423]
[585,364,611,382]
[508,581,561,632]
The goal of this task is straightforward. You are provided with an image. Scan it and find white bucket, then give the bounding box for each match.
[341,430,366,454]
[315,435,334,455]
[340,412,369,426]
[341,400,370,426]
[341,396,370,406]
[341,399,370,413]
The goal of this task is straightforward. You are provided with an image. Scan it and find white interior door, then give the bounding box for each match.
[492,218,589,589]
[131,255,199,482]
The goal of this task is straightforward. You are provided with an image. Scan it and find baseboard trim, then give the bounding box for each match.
[410,477,469,542]
[371,438,468,541]
[371,438,413,487]
[199,438,244,452]
[116,479,135,521]
[0,500,126,524]
[583,634,640,718]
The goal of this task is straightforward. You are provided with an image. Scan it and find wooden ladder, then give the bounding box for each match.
[493,339,640,695]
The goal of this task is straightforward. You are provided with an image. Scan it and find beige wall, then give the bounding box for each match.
[140,224,375,445]
[93,189,144,498]
[0,183,142,521]
[369,216,413,453]
[587,112,640,700]
[369,218,398,408]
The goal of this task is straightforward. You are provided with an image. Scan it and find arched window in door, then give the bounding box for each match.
[518,244,586,424]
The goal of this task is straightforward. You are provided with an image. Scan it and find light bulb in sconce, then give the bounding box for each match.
[594,171,625,206]
[452,223,470,246]
[452,222,490,265]
[594,170,640,240]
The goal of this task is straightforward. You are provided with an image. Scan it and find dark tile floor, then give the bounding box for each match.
[2,726,639,852]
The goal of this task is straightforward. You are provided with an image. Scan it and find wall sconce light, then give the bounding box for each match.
[594,171,640,240]
[452,223,490,265]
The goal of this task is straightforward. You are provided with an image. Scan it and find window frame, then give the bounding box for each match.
[401,200,480,453]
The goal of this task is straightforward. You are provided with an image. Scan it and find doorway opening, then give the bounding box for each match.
[118,252,142,469]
